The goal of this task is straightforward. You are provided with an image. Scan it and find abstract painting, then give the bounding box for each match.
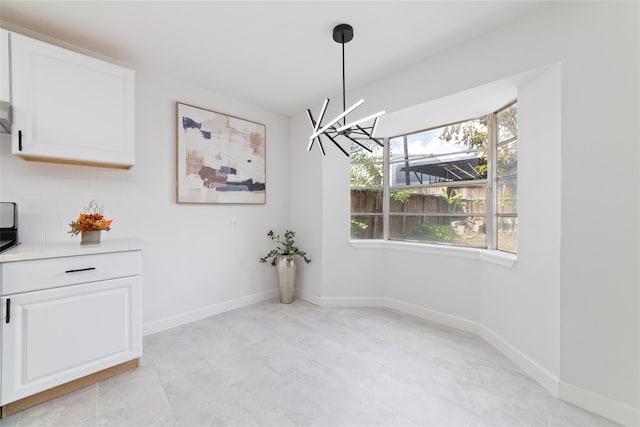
[176,103,266,204]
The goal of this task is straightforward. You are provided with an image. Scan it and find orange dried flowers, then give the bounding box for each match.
[69,213,113,236]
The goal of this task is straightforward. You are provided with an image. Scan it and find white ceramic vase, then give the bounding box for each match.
[276,255,296,304]
[81,230,101,245]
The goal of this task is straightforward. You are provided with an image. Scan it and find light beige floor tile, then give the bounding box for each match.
[97,366,175,427]
[18,384,97,427]
[4,301,622,427]
[0,412,21,427]
[163,371,258,427]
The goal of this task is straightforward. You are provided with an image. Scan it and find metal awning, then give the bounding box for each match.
[399,157,486,183]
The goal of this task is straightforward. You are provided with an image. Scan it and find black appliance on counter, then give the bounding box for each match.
[0,202,18,253]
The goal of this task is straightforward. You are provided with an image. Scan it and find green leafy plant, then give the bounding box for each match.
[391,189,416,204]
[441,188,464,212]
[413,223,457,242]
[350,219,369,237]
[259,230,311,265]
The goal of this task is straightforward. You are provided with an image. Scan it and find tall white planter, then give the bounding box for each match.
[276,256,296,304]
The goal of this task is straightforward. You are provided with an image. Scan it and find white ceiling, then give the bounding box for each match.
[0,1,545,116]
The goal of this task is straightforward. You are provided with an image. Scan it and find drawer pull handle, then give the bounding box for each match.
[65,267,96,274]
[6,298,10,324]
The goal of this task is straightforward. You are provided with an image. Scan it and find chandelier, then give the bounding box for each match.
[307,24,385,156]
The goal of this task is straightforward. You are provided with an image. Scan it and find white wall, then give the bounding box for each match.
[288,109,324,299]
[133,71,290,332]
[480,63,562,386]
[0,35,291,333]
[289,2,639,424]
[557,3,639,415]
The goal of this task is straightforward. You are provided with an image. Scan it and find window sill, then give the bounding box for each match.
[349,239,517,268]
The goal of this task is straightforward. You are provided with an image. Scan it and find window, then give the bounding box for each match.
[350,102,518,254]
[350,141,384,239]
[494,105,518,252]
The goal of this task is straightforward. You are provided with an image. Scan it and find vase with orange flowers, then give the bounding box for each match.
[69,200,113,245]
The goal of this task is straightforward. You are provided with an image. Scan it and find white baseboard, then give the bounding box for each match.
[142,288,278,335]
[383,298,480,334]
[560,381,640,427]
[383,298,560,397]
[321,296,385,307]
[476,324,559,397]
[295,290,384,307]
[295,288,322,306]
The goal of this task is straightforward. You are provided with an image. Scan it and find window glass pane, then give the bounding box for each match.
[498,103,518,143]
[350,140,383,188]
[351,189,383,214]
[497,139,517,177]
[496,102,517,254]
[390,186,486,215]
[390,119,487,186]
[496,177,517,214]
[389,137,404,162]
[439,118,488,150]
[351,215,383,239]
[391,152,486,185]
[497,216,518,253]
[350,139,383,240]
[350,162,383,188]
[389,215,486,248]
[351,140,383,160]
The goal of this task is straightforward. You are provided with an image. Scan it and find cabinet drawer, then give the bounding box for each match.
[0,251,140,295]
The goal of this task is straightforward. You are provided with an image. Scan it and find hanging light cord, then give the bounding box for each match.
[342,41,346,126]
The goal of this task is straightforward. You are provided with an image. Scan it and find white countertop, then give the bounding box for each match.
[0,237,145,263]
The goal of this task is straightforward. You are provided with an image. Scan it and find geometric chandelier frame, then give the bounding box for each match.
[307,24,385,156]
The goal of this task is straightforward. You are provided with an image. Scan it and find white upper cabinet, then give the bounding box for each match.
[1,30,10,104]
[10,32,135,168]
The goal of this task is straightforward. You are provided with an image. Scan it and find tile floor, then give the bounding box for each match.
[0,299,620,427]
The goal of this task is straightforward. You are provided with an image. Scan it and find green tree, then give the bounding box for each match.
[496,105,518,177]
[440,118,488,149]
[497,106,517,141]
[439,118,488,177]
[350,147,416,204]
[350,151,383,187]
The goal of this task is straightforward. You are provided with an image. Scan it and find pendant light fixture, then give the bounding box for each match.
[307,24,385,156]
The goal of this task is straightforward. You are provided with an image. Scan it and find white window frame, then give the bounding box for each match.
[350,101,517,260]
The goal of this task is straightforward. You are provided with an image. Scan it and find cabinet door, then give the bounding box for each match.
[1,29,9,104]
[10,32,135,168]
[1,276,141,405]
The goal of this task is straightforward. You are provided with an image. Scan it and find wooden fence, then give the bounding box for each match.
[350,188,488,240]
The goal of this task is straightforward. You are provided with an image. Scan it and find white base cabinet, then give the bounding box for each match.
[8,31,135,168]
[0,239,143,409]
[1,277,141,404]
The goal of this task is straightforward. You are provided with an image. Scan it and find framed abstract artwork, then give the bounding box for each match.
[176,102,266,204]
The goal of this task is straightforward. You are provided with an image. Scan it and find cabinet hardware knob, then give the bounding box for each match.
[64,267,96,273]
